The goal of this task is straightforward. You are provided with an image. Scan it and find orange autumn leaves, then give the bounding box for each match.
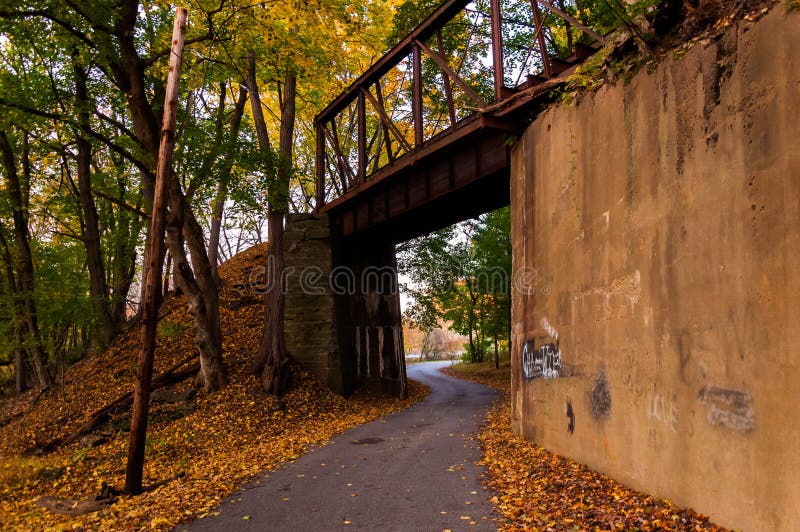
[0,243,428,531]
[443,363,727,531]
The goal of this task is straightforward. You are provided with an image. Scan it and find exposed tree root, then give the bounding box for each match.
[36,473,186,516]
[25,356,198,456]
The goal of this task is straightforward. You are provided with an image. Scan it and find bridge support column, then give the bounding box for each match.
[283,214,343,393]
[283,214,407,398]
[333,235,407,399]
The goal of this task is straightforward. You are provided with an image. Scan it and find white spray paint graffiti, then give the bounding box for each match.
[521,341,562,380]
[522,317,562,380]
[570,270,641,322]
[541,317,559,340]
[648,392,679,432]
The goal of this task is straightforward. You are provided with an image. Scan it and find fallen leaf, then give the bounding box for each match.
[0,245,431,532]
[441,364,727,532]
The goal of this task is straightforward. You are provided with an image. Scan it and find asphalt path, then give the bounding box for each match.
[182,361,499,531]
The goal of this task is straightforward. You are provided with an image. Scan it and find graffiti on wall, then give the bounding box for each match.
[522,317,563,380]
[522,340,562,379]
[590,367,611,418]
[648,392,679,432]
[566,401,575,433]
[698,386,755,432]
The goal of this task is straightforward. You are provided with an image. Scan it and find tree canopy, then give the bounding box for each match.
[0,0,405,393]
[398,206,511,365]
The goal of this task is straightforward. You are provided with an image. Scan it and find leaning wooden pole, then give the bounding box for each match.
[125,7,187,495]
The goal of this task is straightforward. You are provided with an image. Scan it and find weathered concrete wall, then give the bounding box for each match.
[510,6,800,531]
[284,214,342,393]
[332,235,407,398]
[283,215,407,398]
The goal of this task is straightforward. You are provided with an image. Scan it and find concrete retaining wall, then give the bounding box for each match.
[510,6,800,530]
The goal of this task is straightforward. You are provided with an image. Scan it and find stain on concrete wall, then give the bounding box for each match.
[589,368,611,419]
[566,401,575,433]
[510,6,800,531]
[698,386,755,432]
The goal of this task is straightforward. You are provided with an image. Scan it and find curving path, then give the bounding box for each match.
[181,361,499,531]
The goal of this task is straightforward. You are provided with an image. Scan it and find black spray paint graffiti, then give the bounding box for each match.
[566,401,575,433]
[590,367,611,418]
[521,339,562,380]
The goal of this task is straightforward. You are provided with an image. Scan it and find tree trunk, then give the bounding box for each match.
[110,218,138,325]
[494,289,500,369]
[256,207,288,394]
[494,332,499,369]
[168,196,227,392]
[207,189,224,282]
[467,286,480,362]
[75,64,116,349]
[467,324,475,363]
[136,171,154,319]
[558,0,573,55]
[421,330,433,361]
[0,131,50,389]
[14,347,26,394]
[0,228,27,393]
[125,9,186,496]
[208,84,248,280]
[115,1,159,321]
[111,0,224,392]
[108,172,146,322]
[247,53,295,395]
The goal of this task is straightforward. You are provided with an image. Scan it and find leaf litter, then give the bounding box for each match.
[442,362,729,531]
[0,243,428,530]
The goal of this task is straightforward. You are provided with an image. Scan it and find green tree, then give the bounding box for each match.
[398,207,511,365]
[472,206,511,368]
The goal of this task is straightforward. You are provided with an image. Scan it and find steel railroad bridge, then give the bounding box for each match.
[299,0,605,397]
[314,0,604,242]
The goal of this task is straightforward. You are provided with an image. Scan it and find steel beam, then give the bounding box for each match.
[490,0,505,101]
[412,44,423,148]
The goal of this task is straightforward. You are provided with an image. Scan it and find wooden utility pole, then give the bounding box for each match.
[125,7,187,495]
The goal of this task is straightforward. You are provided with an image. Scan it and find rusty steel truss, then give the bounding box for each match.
[314,0,605,241]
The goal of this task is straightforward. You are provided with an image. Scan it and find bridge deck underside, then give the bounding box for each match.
[321,119,513,243]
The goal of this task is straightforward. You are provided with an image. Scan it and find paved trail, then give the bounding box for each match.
[183,361,498,531]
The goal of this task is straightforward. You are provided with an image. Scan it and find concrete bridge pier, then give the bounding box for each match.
[332,234,407,399]
[282,214,342,393]
[283,214,407,399]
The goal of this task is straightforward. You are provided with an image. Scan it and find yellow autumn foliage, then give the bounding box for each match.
[0,243,427,530]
